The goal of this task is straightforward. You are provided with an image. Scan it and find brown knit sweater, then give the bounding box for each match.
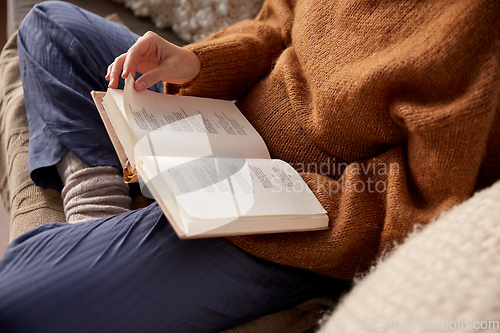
[166,0,500,280]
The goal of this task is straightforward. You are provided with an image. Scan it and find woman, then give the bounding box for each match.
[1,0,499,331]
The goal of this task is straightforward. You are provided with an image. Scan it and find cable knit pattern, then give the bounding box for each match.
[320,180,500,332]
[112,0,264,42]
[166,0,500,279]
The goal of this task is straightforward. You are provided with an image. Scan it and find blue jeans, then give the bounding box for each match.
[0,2,340,332]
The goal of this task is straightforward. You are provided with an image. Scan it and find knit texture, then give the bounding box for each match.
[112,0,264,43]
[56,152,131,223]
[0,32,66,241]
[220,296,335,333]
[319,179,500,332]
[0,26,336,333]
[167,0,500,279]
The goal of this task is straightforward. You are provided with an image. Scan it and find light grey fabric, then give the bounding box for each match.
[57,152,132,223]
[320,180,500,332]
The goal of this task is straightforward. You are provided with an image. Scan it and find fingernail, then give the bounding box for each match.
[136,81,146,91]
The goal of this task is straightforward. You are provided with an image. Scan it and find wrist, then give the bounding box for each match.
[183,48,201,83]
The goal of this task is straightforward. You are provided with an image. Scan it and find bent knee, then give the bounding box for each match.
[19,1,60,29]
[18,1,81,42]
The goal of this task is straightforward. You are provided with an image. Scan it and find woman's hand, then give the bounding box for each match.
[105,31,201,91]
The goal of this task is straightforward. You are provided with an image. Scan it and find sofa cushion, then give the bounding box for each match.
[0,33,66,241]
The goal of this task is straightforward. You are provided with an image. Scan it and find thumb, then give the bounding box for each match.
[134,68,167,91]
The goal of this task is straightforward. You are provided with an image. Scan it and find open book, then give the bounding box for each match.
[91,77,328,238]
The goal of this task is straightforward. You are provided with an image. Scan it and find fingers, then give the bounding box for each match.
[123,31,159,79]
[134,67,163,91]
[105,31,200,92]
[106,32,159,89]
[106,53,126,89]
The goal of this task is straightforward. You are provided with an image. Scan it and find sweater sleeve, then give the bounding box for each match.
[165,0,291,100]
[226,0,500,280]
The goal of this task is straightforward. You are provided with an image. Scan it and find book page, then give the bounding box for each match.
[110,77,271,164]
[102,90,138,165]
[139,156,326,237]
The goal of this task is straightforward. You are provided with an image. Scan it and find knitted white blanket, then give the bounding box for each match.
[112,0,264,43]
[320,180,500,332]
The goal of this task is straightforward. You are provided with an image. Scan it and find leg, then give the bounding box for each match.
[17,1,163,190]
[0,203,324,333]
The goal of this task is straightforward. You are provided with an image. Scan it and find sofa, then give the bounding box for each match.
[2,1,500,332]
